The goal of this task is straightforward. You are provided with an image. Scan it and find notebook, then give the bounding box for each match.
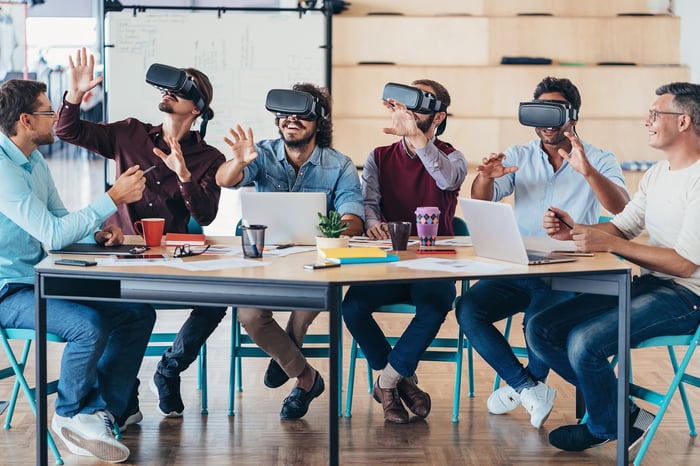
[239,191,327,246]
[458,198,576,266]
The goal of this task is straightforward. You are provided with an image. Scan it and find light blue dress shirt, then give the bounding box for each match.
[236,138,365,219]
[0,132,116,290]
[493,138,627,236]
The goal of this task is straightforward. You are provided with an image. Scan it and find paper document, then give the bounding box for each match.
[523,237,576,252]
[393,258,510,273]
[435,237,472,247]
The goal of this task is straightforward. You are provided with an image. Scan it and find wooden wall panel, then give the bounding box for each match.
[332,65,690,118]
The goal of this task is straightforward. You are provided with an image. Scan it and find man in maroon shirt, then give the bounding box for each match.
[55,48,226,423]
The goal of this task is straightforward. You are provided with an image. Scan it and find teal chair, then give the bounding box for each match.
[577,323,700,465]
[146,216,208,415]
[0,328,65,465]
[344,216,474,423]
[228,219,343,416]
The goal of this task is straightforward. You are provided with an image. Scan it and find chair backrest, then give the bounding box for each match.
[453,216,469,236]
[188,217,204,234]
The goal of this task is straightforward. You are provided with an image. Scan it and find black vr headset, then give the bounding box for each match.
[146,63,210,136]
[265,89,327,120]
[518,99,578,129]
[382,82,448,135]
[382,82,447,114]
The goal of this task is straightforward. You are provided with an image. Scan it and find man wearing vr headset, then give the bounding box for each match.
[55,49,227,421]
[342,79,467,423]
[457,77,630,430]
[216,83,364,420]
[532,82,700,454]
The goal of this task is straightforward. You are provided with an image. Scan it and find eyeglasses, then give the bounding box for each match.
[31,109,56,117]
[173,244,210,258]
[648,109,684,122]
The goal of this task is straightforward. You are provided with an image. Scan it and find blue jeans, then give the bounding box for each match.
[0,285,155,419]
[342,281,456,377]
[156,306,228,378]
[456,278,575,390]
[527,274,700,439]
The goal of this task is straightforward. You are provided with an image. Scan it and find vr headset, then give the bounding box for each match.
[518,99,578,128]
[146,63,209,137]
[265,89,327,120]
[382,82,446,114]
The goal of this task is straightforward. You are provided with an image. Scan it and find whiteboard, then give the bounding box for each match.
[103,9,326,235]
[104,9,326,152]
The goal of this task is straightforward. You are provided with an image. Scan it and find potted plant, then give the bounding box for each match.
[316,210,350,249]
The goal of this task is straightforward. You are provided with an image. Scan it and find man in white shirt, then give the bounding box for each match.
[530,81,700,454]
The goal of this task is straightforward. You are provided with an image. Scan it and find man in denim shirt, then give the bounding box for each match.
[216,83,364,419]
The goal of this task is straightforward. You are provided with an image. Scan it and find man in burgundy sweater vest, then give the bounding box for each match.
[342,79,467,423]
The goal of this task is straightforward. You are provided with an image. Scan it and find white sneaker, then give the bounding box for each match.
[52,411,130,463]
[519,381,556,429]
[487,385,521,414]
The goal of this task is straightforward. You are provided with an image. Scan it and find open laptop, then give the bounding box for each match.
[239,191,327,246]
[459,198,576,265]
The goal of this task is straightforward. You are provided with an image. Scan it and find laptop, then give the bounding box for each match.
[459,198,576,265]
[239,191,327,246]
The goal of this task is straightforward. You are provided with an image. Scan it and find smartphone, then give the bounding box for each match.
[55,259,97,267]
[113,254,167,260]
[304,263,341,270]
[416,248,457,255]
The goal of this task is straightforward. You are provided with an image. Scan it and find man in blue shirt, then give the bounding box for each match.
[216,83,364,419]
[0,79,155,462]
[456,77,630,429]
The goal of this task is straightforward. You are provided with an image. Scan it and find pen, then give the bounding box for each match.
[548,208,573,229]
[142,165,157,175]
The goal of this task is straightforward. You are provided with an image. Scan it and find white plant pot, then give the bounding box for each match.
[316,236,349,250]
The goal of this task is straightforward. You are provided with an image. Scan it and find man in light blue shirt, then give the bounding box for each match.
[0,79,155,462]
[456,77,630,430]
[216,83,364,420]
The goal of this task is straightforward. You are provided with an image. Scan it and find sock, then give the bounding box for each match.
[514,377,537,394]
[378,363,402,389]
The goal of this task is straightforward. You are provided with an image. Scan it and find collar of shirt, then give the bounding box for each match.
[401,135,436,159]
[274,140,322,166]
[0,132,39,173]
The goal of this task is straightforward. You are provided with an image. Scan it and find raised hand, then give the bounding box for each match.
[557,131,593,176]
[476,153,518,179]
[67,47,103,98]
[153,135,191,182]
[224,125,259,165]
[381,98,422,138]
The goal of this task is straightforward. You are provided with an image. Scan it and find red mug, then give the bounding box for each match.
[133,218,165,247]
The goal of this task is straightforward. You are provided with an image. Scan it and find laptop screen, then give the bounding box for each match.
[239,191,327,245]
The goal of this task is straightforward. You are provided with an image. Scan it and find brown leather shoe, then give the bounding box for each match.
[397,376,431,418]
[372,379,409,424]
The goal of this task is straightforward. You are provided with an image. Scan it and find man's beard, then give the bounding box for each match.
[159,102,174,113]
[279,128,315,148]
[32,132,54,146]
[416,112,436,133]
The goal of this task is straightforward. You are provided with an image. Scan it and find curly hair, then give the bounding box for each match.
[274,82,333,148]
[0,80,47,136]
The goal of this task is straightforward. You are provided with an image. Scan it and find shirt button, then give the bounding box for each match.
[148,203,153,207]
[156,181,160,185]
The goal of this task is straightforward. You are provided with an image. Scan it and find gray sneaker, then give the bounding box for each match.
[52,411,130,463]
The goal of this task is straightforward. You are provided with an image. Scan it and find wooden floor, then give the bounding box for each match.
[1,148,699,465]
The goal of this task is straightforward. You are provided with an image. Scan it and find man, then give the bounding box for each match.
[55,48,226,419]
[529,82,700,453]
[342,79,466,423]
[0,79,155,463]
[456,76,630,429]
[216,82,364,419]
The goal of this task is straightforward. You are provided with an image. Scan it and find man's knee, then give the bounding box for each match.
[237,308,273,332]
